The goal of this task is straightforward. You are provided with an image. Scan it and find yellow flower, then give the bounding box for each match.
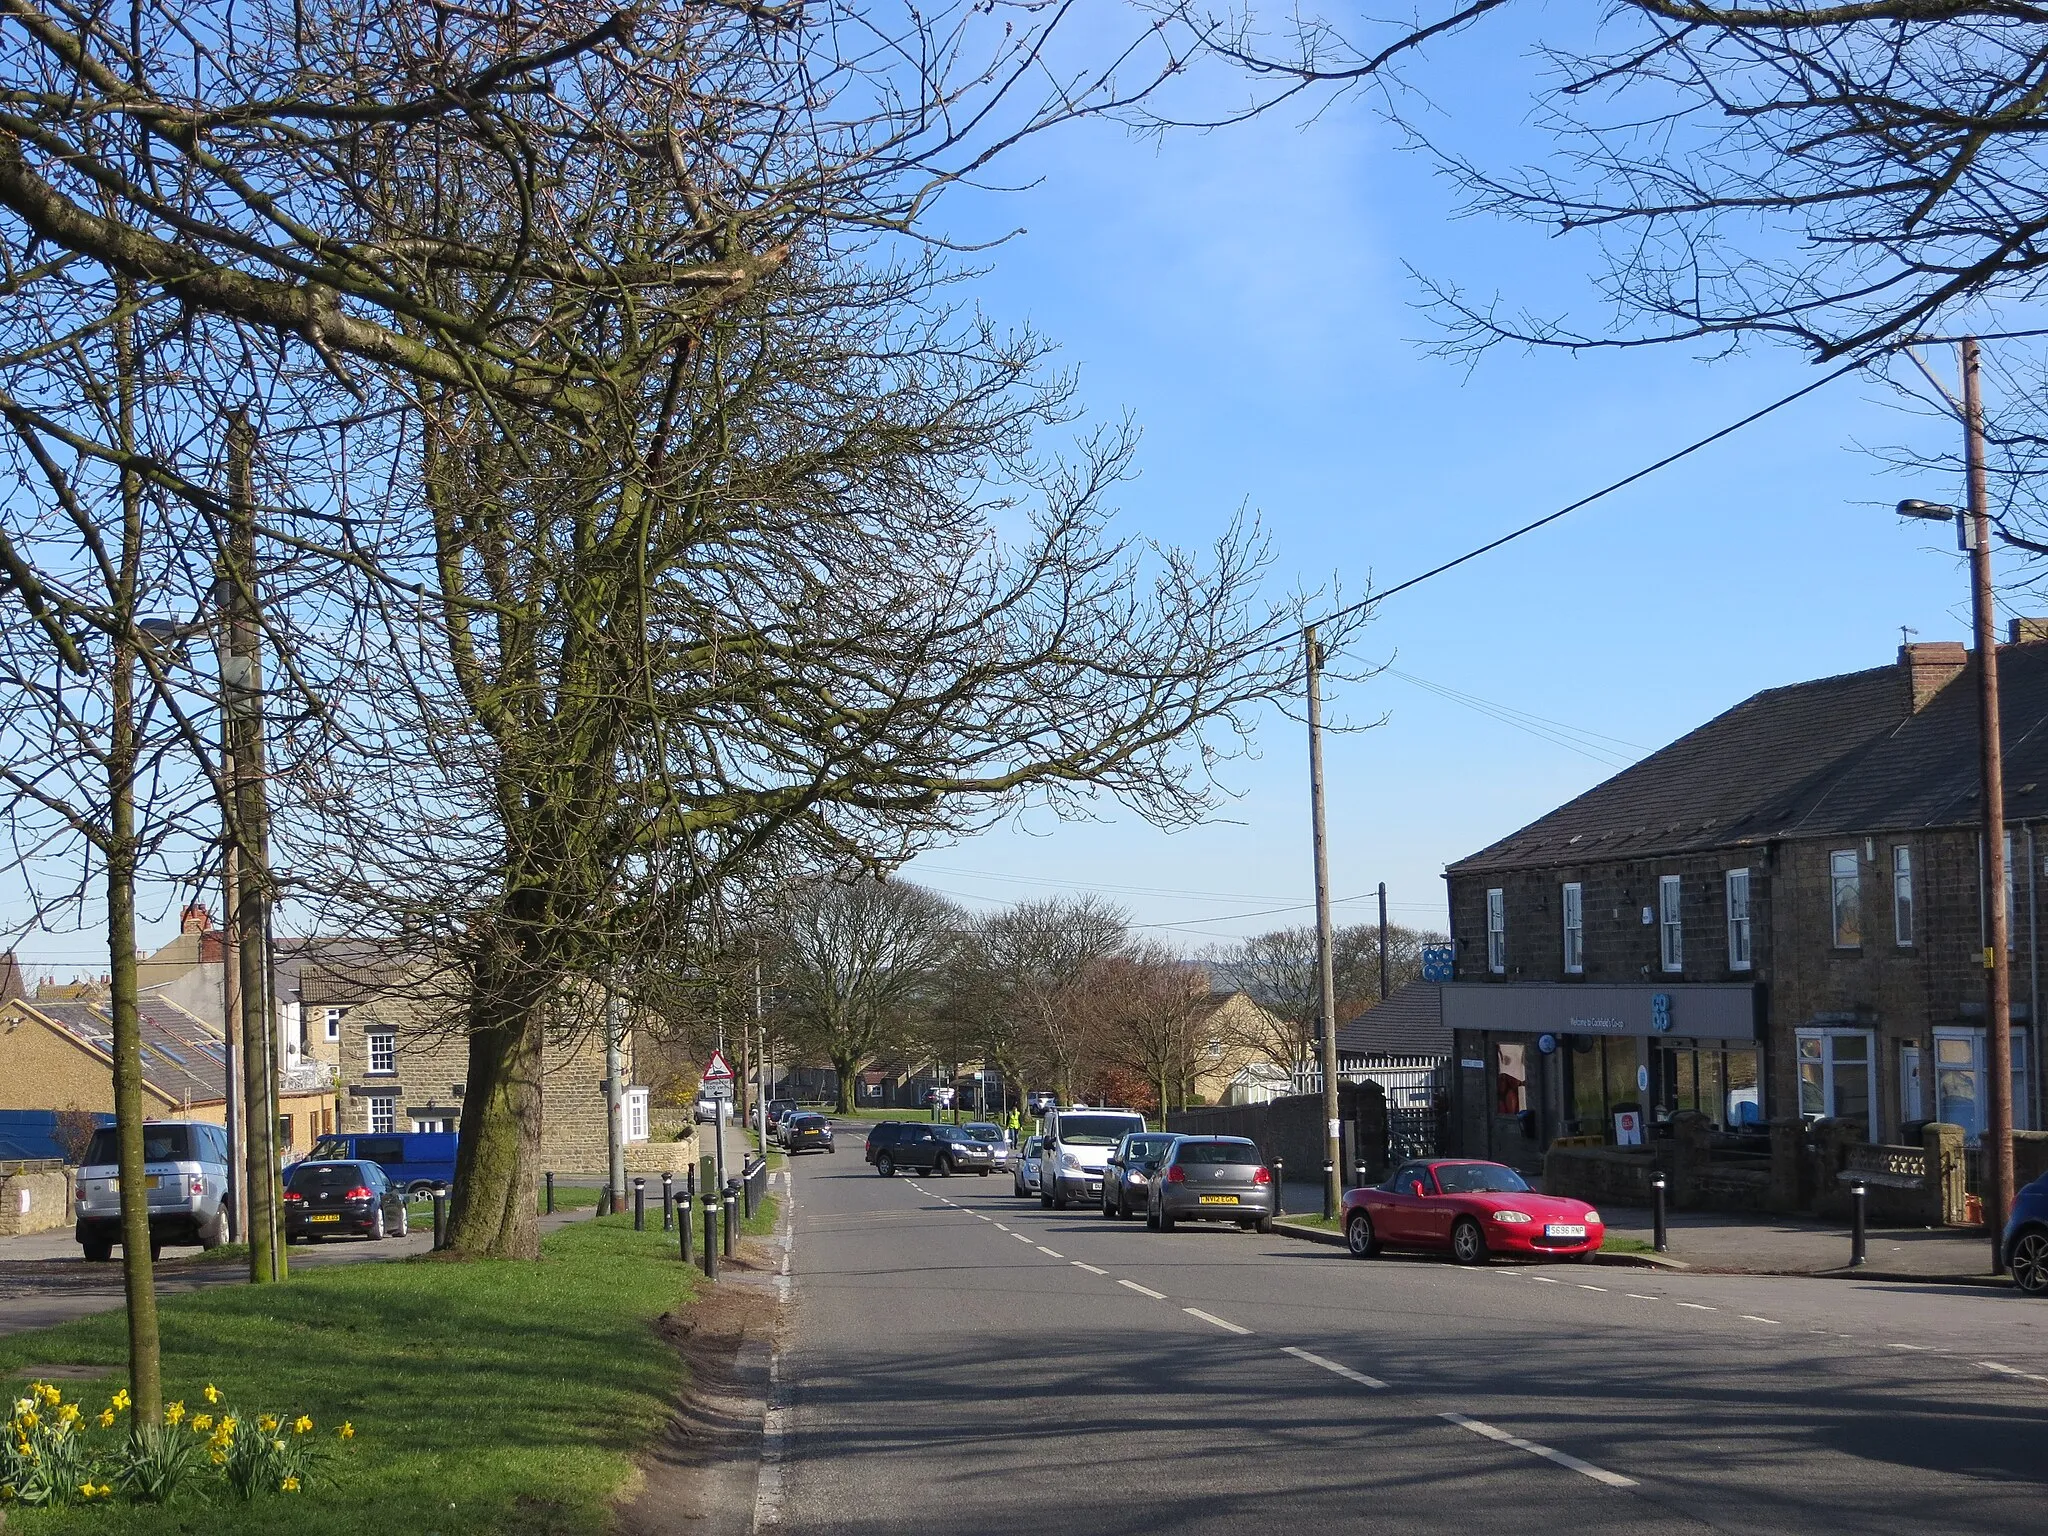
[97,1409,115,1429]
[280,1475,301,1493]
[164,1400,185,1426]
[203,1384,220,1405]
[257,1414,278,1434]
[110,1389,130,1412]
[191,1412,213,1432]
[210,1449,227,1466]
[218,1414,238,1437]
[338,1421,355,1441]
[292,1414,313,1436]
[56,1402,79,1425]
[78,1480,95,1497]
[16,1410,36,1431]
[34,1383,60,1406]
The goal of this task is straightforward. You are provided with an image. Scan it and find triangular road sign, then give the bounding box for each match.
[702,1048,735,1083]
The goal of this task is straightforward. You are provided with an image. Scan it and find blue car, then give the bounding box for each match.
[2005,1172,2048,1295]
[292,1132,457,1199]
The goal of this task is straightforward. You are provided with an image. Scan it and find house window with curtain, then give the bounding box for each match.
[1659,874,1683,972]
[1893,846,1913,946]
[1830,850,1861,947]
[1486,888,1506,974]
[1725,869,1751,971]
[1562,883,1583,974]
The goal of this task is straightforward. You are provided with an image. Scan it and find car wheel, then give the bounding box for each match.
[1256,1216,1275,1235]
[2012,1231,2048,1295]
[395,1204,410,1239]
[1451,1217,1487,1266]
[1346,1210,1378,1259]
[937,1156,954,1178]
[198,1206,228,1251]
[977,1169,988,1176]
[877,1155,894,1178]
[1146,1203,1160,1231]
[81,1238,113,1263]
[371,1207,387,1241]
[1102,1194,1115,1218]
[1159,1206,1175,1233]
[1040,1187,1054,1209]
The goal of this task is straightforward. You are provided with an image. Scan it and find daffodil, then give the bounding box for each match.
[280,1475,301,1493]
[164,1400,186,1426]
[338,1421,355,1440]
[191,1412,213,1432]
[78,1480,95,1497]
[218,1414,238,1436]
[35,1382,61,1406]
[292,1414,313,1435]
[98,1409,115,1429]
[110,1389,130,1412]
[203,1384,221,1405]
[210,1449,228,1466]
[257,1413,278,1433]
[16,1410,36,1431]
[57,1402,80,1425]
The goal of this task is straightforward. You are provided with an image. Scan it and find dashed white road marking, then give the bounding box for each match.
[1676,1302,1715,1311]
[1183,1307,1252,1335]
[975,1214,992,1221]
[1885,1343,1932,1351]
[1119,1279,1167,1300]
[1578,1285,1607,1292]
[1037,1246,1064,1258]
[993,1223,1010,1231]
[1013,1233,1034,1244]
[1741,1315,1780,1325]
[1531,1276,1559,1284]
[1978,1361,2048,1385]
[1282,1345,1388,1389]
[1072,1261,1107,1275]
[1439,1412,1637,1489]
[1625,1294,1658,1301]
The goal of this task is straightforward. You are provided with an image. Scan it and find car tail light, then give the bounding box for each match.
[284,1191,304,1204]
[1252,1167,1272,1185]
[1167,1166,1185,1183]
[345,1186,374,1201]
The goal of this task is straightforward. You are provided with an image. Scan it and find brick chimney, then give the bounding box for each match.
[2008,618,2048,646]
[179,902,214,935]
[1899,641,1968,713]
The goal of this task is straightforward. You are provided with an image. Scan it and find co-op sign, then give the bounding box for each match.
[1440,981,1761,1042]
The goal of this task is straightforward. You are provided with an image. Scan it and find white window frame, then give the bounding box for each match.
[1561,882,1584,974]
[366,1029,397,1076]
[323,1006,344,1042]
[1934,1026,2033,1143]
[1725,869,1751,971]
[626,1087,651,1144]
[1829,849,1861,948]
[1892,846,1914,947]
[1486,888,1506,974]
[1796,1028,1876,1130]
[368,1095,396,1134]
[1658,874,1683,973]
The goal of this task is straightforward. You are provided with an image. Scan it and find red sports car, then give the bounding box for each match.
[1341,1158,1604,1265]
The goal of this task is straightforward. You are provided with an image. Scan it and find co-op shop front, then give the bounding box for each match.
[1443,981,1764,1171]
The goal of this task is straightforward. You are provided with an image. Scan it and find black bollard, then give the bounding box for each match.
[702,1194,719,1280]
[1354,1163,1371,1193]
[723,1180,739,1260]
[1851,1179,1867,1268]
[1273,1158,1284,1218]
[679,1192,693,1264]
[545,1171,555,1214]
[1323,1160,1334,1222]
[432,1190,448,1251]
[662,1172,674,1232]
[634,1177,646,1232]
[1651,1172,1668,1253]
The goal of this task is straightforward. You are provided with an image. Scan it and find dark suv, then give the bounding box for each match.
[864,1122,998,1177]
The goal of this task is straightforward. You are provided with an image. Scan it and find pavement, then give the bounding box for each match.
[756,1123,2048,1535]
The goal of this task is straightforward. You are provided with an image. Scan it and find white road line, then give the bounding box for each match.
[1183,1307,1253,1335]
[1037,1246,1064,1258]
[1119,1280,1167,1299]
[1625,1294,1658,1301]
[1578,1285,1607,1292]
[975,1214,992,1221]
[1281,1345,1388,1389]
[1072,1261,1107,1275]
[1439,1412,1637,1489]
[993,1223,1009,1231]
[1885,1343,1932,1351]
[1676,1302,1715,1311]
[1013,1234,1034,1244]
[1978,1361,2048,1385]
[1741,1315,1780,1325]
[1531,1276,1559,1284]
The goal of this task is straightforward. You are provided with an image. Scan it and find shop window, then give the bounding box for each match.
[1562,883,1583,974]
[1830,850,1861,947]
[1495,1042,1527,1114]
[1486,889,1505,974]
[1659,875,1683,972]
[1725,869,1751,971]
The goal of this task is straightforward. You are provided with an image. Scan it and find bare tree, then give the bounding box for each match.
[1207,919,1447,1077]
[971,895,1133,1104]
[1085,945,1212,1117]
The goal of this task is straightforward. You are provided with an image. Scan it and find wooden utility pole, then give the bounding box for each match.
[223,413,284,1282]
[220,848,243,1242]
[1964,338,2016,1272]
[1306,627,1342,1215]
[1378,883,1390,1002]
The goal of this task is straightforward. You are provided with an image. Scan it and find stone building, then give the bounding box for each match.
[1441,636,2048,1170]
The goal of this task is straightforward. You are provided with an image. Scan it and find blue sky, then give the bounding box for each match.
[896,25,1986,949]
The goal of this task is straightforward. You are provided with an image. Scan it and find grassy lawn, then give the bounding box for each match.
[0,1215,701,1534]
[1600,1234,1660,1256]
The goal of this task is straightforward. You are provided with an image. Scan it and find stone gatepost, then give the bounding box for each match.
[1767,1117,1805,1213]
[1671,1110,1713,1208]
[1920,1121,1967,1226]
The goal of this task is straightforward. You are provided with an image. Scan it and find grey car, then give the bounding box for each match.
[1012,1135,1045,1197]
[1147,1136,1276,1233]
[1101,1131,1178,1219]
[74,1119,234,1260]
[961,1122,1011,1166]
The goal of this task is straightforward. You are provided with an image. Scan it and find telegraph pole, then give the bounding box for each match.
[1305,627,1342,1217]
[605,989,627,1211]
[219,852,242,1242]
[1964,338,2016,1272]
[1378,883,1390,1002]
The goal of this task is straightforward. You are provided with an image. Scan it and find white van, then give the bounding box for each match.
[1037,1106,1147,1209]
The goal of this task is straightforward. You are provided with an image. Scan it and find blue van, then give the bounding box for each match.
[297,1132,457,1198]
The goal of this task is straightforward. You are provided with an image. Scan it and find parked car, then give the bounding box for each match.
[73,1120,233,1261]
[2005,1170,2048,1294]
[766,1099,800,1137]
[1026,1090,1058,1116]
[1146,1136,1275,1233]
[782,1113,836,1155]
[1012,1136,1045,1197]
[296,1131,456,1199]
[695,1094,732,1124]
[864,1120,997,1177]
[924,1086,957,1109]
[1101,1131,1179,1219]
[1342,1159,1603,1265]
[961,1122,1011,1165]
[1038,1106,1147,1209]
[283,1159,409,1243]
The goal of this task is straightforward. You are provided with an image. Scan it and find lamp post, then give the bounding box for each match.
[1897,337,2014,1273]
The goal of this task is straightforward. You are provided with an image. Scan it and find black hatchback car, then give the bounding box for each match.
[865,1121,997,1177]
[783,1113,836,1155]
[283,1159,409,1242]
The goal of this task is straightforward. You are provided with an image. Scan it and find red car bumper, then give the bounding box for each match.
[1480,1222,1604,1257]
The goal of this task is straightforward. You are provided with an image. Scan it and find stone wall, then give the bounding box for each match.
[0,1164,73,1235]
[1540,1144,1666,1208]
[1168,1082,1387,1179]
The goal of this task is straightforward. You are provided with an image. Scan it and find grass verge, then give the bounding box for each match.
[0,1215,699,1534]
[1277,1213,1338,1231]
[1599,1235,1660,1256]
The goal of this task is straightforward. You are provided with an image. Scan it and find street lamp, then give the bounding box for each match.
[1896,336,2015,1274]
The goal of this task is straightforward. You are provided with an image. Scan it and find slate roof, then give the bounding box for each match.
[1337,981,1451,1059]
[28,998,227,1106]
[1449,642,2048,874]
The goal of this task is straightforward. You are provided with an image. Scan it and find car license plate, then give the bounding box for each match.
[1198,1194,1240,1205]
[144,1175,160,1190]
[310,1214,341,1224]
[1545,1223,1586,1238]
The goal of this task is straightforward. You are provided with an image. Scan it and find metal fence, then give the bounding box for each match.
[1293,1057,1450,1162]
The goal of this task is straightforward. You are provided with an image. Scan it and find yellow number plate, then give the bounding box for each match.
[309,1214,341,1223]
[144,1175,160,1190]
[1197,1194,1240,1205]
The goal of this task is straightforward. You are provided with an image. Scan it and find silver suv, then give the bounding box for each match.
[1037,1107,1147,1209]
[74,1120,233,1261]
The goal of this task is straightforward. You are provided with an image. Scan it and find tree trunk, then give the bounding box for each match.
[444,958,548,1259]
[832,1055,857,1114]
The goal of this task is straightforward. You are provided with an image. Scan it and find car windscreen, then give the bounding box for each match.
[1054,1115,1144,1146]
[937,1126,986,1142]
[962,1124,1002,1140]
[309,1137,351,1161]
[288,1163,369,1192]
[1172,1140,1261,1166]
[1024,1139,1043,1155]
[1125,1136,1176,1159]
[86,1125,195,1165]
[1433,1163,1532,1195]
